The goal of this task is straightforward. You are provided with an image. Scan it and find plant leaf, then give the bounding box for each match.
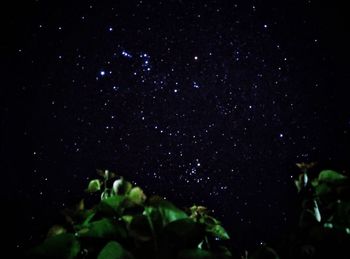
[87,179,101,193]
[314,183,332,197]
[78,218,127,239]
[80,211,96,227]
[206,224,230,240]
[318,170,347,184]
[128,187,146,205]
[98,195,126,216]
[47,225,67,238]
[113,178,133,195]
[148,199,188,225]
[29,233,80,259]
[97,241,134,259]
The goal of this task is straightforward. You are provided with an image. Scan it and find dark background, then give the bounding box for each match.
[1,0,350,254]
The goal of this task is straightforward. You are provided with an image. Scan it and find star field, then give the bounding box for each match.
[3,0,350,252]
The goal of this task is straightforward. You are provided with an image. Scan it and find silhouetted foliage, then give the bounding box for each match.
[27,164,350,258]
[28,170,232,259]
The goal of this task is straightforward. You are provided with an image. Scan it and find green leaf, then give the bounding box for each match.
[314,183,332,197]
[148,199,188,225]
[97,241,134,259]
[199,215,220,226]
[78,218,127,239]
[318,170,347,183]
[113,178,133,195]
[98,195,126,216]
[122,215,134,224]
[81,211,96,227]
[177,249,215,259]
[206,224,230,240]
[104,195,125,208]
[198,214,230,240]
[47,225,67,238]
[29,233,80,259]
[87,179,101,193]
[128,187,146,205]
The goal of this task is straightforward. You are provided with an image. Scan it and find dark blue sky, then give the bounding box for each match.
[2,0,350,253]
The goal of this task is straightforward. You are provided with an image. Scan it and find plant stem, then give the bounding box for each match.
[204,235,211,250]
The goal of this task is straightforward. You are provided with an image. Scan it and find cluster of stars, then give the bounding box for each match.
[9,0,349,252]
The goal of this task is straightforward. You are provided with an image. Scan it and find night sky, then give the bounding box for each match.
[2,0,350,253]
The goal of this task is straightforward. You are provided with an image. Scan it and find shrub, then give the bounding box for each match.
[28,170,232,259]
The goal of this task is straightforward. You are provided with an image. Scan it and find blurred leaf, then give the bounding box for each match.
[295,173,308,192]
[294,179,303,192]
[313,201,322,222]
[112,178,124,195]
[195,213,229,240]
[122,215,134,224]
[87,179,101,193]
[81,211,96,227]
[113,178,133,195]
[104,195,125,208]
[314,183,332,197]
[97,241,134,259]
[47,225,67,238]
[128,187,146,205]
[101,190,111,200]
[30,233,80,259]
[318,170,347,184]
[78,218,127,239]
[98,195,125,216]
[148,199,188,225]
[311,179,318,188]
[206,224,230,240]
